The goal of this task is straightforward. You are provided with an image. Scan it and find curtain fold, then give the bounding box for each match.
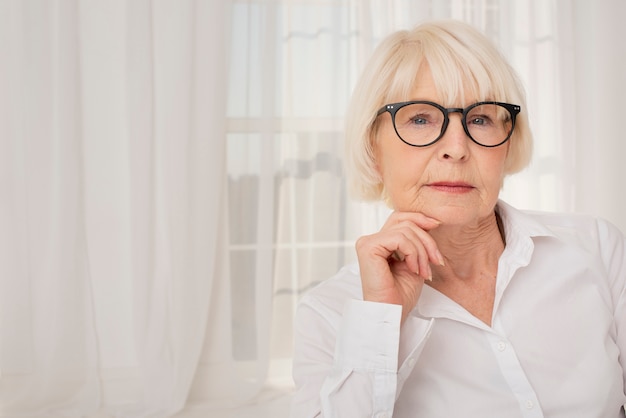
[566,0,626,232]
[119,0,231,416]
[0,0,100,415]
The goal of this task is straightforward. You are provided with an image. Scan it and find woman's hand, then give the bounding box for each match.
[355,211,444,323]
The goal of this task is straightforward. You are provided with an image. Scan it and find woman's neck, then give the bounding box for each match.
[429,210,505,282]
[426,210,504,326]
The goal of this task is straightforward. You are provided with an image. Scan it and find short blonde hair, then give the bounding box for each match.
[345,20,533,201]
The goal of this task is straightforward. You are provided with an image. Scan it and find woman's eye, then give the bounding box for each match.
[469,116,491,126]
[411,116,429,125]
[407,113,437,125]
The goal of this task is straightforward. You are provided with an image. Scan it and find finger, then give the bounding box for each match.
[383,234,419,273]
[399,229,432,280]
[382,212,444,265]
[390,220,445,267]
[385,226,436,280]
[383,211,442,231]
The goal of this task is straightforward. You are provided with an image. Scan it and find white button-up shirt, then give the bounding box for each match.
[291,201,626,417]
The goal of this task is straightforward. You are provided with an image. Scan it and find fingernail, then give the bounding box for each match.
[437,250,445,266]
[392,250,405,262]
[434,249,445,266]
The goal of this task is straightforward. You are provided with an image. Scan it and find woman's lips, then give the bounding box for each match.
[426,182,475,194]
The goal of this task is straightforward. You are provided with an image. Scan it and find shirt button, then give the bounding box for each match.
[497,341,507,351]
[525,400,534,409]
[375,412,392,418]
[407,358,416,368]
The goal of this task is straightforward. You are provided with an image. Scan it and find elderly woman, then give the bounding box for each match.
[290,20,626,417]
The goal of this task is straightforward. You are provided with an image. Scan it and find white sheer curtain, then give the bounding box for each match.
[561,1,626,231]
[499,0,626,231]
[1,0,230,416]
[1,1,625,417]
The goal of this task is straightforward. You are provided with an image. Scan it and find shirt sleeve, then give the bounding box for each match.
[596,218,626,402]
[291,297,433,418]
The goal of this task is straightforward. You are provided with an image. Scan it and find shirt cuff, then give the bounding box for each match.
[334,299,402,372]
[397,314,434,386]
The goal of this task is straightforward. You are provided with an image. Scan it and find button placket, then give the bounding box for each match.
[487,328,544,417]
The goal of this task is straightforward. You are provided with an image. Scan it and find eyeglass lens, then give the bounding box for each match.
[393,103,513,146]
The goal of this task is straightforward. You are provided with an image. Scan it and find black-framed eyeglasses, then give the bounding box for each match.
[376,101,521,148]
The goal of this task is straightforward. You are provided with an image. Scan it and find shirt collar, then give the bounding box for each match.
[496,199,556,241]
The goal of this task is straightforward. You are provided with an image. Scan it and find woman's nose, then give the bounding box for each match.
[437,114,469,161]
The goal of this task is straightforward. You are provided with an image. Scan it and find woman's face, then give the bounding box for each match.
[373,65,509,226]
